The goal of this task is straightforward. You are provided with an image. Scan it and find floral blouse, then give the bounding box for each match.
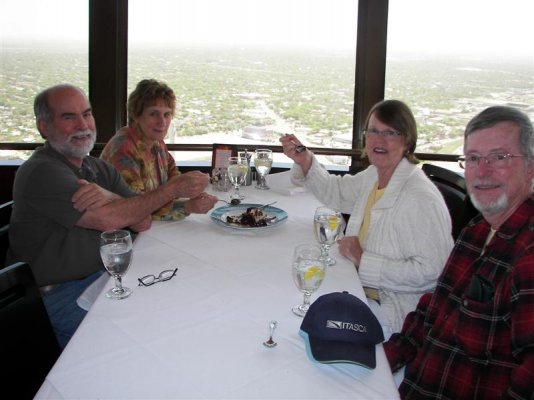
[100,125,188,221]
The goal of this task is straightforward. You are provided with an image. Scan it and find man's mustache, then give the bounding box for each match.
[69,130,96,140]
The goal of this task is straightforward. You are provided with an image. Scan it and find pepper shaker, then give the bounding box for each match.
[242,149,253,186]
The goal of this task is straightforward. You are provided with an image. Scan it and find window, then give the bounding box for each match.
[0,0,89,161]
[386,0,534,166]
[2,0,531,169]
[128,0,358,168]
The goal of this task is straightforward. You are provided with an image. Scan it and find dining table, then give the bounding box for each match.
[35,171,400,400]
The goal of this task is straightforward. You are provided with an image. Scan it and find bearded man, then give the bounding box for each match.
[384,106,534,400]
[8,84,209,347]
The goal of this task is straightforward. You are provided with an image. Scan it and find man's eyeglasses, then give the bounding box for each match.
[362,128,402,138]
[138,268,178,286]
[458,153,527,169]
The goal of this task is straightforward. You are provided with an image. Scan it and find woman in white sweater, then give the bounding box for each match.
[280,100,454,336]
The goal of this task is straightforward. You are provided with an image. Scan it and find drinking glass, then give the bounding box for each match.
[227,156,248,200]
[291,243,326,317]
[100,229,133,299]
[313,206,345,266]
[254,149,273,190]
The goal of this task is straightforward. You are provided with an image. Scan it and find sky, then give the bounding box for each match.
[1,0,533,58]
[0,0,88,43]
[128,0,358,49]
[387,0,534,59]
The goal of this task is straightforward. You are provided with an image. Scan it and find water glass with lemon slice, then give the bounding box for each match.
[254,148,273,189]
[227,156,248,200]
[313,206,345,266]
[291,243,326,317]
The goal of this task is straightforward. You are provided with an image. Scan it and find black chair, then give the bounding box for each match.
[0,200,14,268]
[422,163,478,240]
[0,262,61,399]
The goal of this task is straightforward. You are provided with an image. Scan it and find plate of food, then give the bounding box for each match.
[210,204,288,229]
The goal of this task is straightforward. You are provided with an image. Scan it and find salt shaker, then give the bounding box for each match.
[211,167,230,192]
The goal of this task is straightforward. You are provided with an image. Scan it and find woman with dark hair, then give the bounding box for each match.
[101,79,217,220]
[280,99,454,336]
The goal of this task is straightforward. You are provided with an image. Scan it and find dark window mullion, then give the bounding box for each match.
[89,0,128,143]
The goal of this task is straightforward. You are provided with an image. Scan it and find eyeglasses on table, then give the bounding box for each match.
[138,268,178,287]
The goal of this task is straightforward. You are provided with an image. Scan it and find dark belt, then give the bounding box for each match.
[39,284,60,295]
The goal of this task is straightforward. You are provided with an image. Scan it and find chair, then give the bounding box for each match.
[422,163,478,240]
[0,262,61,399]
[0,200,14,268]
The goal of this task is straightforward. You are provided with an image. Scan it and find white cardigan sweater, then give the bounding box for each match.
[291,158,454,332]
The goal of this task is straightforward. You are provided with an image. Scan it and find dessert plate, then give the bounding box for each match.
[210,203,288,230]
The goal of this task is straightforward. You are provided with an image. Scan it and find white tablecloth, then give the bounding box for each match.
[35,172,399,399]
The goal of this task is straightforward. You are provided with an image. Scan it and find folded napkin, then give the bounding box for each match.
[76,272,110,311]
[266,171,308,196]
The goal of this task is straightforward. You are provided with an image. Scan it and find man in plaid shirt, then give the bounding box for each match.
[384,106,534,399]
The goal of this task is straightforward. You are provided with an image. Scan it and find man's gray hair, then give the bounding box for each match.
[33,84,87,125]
[464,106,534,159]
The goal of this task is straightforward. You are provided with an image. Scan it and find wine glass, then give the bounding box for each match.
[100,229,133,299]
[254,149,273,190]
[291,243,326,317]
[227,156,248,200]
[313,206,345,266]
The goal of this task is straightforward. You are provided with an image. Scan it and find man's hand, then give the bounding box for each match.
[72,179,120,212]
[337,235,363,269]
[167,171,209,199]
[184,192,218,214]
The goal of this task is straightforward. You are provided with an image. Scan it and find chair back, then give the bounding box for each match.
[0,200,14,267]
[0,262,61,399]
[422,164,478,240]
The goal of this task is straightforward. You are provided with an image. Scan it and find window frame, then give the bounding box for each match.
[0,0,459,165]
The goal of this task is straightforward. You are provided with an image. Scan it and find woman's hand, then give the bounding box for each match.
[337,236,363,269]
[184,192,218,214]
[167,171,210,199]
[279,134,313,174]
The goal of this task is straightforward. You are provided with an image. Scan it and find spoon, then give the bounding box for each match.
[258,201,277,210]
[263,320,278,348]
[218,198,241,206]
[285,134,307,153]
[294,144,307,153]
[289,138,307,153]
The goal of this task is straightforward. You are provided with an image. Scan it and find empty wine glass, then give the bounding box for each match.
[291,243,326,317]
[254,148,273,190]
[227,156,248,200]
[100,229,133,299]
[313,206,345,266]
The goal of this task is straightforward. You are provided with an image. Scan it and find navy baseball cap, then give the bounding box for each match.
[300,291,384,369]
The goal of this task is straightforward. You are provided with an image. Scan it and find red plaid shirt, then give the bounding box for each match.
[384,195,534,400]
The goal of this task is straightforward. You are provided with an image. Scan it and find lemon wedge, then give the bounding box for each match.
[328,216,339,231]
[304,266,325,281]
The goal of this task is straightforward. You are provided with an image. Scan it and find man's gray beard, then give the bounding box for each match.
[470,192,508,216]
[53,130,96,159]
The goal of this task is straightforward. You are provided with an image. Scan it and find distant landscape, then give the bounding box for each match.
[1,45,533,162]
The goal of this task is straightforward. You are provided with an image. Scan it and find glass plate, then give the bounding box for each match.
[210,204,288,230]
